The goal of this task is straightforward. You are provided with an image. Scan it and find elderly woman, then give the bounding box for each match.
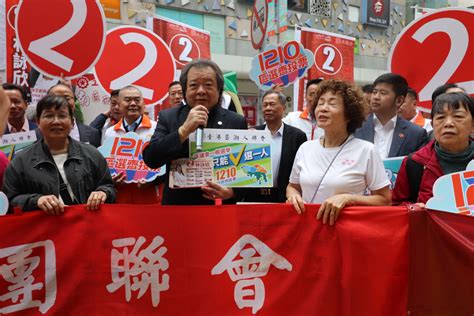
[2,95,115,215]
[393,92,474,204]
[286,80,391,225]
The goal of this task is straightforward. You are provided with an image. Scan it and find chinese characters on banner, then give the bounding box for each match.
[0,240,56,315]
[293,28,355,111]
[0,204,411,315]
[5,0,31,89]
[106,236,169,307]
[249,41,314,91]
[188,129,273,188]
[99,132,165,183]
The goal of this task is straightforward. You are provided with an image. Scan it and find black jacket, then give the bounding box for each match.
[355,114,427,157]
[3,138,115,211]
[143,103,248,205]
[241,123,307,203]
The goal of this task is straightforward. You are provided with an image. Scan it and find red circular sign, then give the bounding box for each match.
[169,34,201,67]
[94,26,176,106]
[389,8,474,109]
[314,43,343,76]
[15,0,106,79]
[251,0,268,50]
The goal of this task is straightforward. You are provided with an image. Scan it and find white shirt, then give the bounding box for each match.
[373,115,397,160]
[70,123,80,142]
[52,153,77,204]
[105,116,157,139]
[283,111,324,141]
[264,123,284,187]
[289,137,389,203]
[7,117,30,133]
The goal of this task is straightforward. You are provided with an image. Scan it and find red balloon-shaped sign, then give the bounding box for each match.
[389,8,474,110]
[94,26,176,106]
[15,0,106,79]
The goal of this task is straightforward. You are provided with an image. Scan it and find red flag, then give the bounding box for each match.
[408,208,474,314]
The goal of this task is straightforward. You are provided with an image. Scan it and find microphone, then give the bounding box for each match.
[196,125,204,152]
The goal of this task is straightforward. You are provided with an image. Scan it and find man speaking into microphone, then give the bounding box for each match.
[143,59,248,205]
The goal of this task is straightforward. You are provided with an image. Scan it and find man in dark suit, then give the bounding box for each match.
[2,83,37,134]
[143,59,248,205]
[355,73,427,158]
[242,90,306,203]
[44,83,101,147]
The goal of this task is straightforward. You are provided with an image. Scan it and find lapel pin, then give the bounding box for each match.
[399,133,405,138]
[218,121,223,126]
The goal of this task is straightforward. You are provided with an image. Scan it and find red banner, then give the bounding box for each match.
[408,208,474,314]
[294,28,355,111]
[0,204,408,315]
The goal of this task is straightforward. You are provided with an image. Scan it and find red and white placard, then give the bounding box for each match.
[14,0,106,79]
[293,28,355,111]
[251,0,268,50]
[389,8,474,111]
[146,15,210,70]
[93,25,176,106]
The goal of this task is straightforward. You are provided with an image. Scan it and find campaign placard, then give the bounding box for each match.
[15,0,106,79]
[383,156,404,190]
[146,15,211,70]
[189,129,272,188]
[427,160,474,216]
[94,25,176,106]
[249,40,314,91]
[0,131,37,160]
[293,28,355,111]
[169,158,214,188]
[0,192,8,216]
[99,132,165,183]
[389,8,474,111]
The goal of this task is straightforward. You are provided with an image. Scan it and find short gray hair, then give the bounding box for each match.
[180,59,224,105]
[262,90,286,106]
[118,85,143,97]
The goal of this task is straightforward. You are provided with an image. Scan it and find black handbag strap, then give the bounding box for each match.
[58,172,76,205]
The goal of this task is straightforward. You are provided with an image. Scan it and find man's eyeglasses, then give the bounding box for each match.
[41,114,71,122]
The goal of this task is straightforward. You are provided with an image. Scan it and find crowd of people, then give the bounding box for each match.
[0,59,472,224]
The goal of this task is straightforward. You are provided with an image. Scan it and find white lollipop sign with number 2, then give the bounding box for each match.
[389,8,474,111]
[94,26,176,105]
[15,0,106,79]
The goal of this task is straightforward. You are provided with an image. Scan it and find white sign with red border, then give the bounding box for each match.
[93,25,176,106]
[15,0,106,79]
[389,8,474,111]
[293,28,355,111]
[251,0,268,50]
[146,15,211,70]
